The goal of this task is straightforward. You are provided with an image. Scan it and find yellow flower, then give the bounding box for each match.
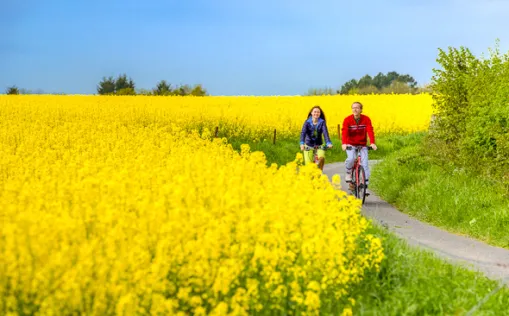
[0,95,391,315]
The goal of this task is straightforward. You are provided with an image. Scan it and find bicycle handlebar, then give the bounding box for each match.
[345,145,374,150]
[302,144,329,151]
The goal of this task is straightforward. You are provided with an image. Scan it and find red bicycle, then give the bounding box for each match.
[346,145,373,204]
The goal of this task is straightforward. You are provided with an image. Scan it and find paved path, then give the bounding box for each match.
[323,161,509,285]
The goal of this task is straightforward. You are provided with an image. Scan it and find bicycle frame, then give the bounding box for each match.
[302,144,327,170]
[346,145,372,204]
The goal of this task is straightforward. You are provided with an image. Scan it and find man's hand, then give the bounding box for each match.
[342,144,347,151]
[370,144,377,150]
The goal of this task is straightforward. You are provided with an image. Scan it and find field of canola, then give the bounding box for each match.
[0,95,432,315]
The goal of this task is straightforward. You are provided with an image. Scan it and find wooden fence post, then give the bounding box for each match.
[273,129,277,145]
[337,124,341,140]
[214,126,218,138]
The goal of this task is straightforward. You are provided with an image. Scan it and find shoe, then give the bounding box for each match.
[345,173,352,182]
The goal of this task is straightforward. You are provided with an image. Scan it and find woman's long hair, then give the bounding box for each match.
[307,105,326,121]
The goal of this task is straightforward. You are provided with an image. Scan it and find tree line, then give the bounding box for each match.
[4,86,49,95]
[96,73,207,96]
[5,71,428,96]
[306,71,431,95]
[4,73,208,96]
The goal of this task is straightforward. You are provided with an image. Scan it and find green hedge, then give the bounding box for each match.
[428,41,509,189]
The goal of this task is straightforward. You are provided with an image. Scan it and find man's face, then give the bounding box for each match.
[352,104,362,116]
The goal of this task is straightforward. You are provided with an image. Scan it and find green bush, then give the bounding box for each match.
[428,41,509,188]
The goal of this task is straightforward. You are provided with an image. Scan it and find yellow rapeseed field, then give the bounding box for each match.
[0,94,432,315]
[162,94,433,140]
[0,94,433,141]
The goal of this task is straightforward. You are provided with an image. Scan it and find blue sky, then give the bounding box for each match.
[2,0,509,95]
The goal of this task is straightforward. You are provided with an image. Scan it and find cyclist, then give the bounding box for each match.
[300,105,333,170]
[341,101,377,186]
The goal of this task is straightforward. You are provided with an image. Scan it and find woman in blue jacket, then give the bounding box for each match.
[300,105,333,170]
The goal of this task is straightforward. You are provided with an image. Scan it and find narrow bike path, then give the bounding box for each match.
[323,161,509,285]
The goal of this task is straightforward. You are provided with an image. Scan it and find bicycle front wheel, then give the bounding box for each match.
[356,166,367,204]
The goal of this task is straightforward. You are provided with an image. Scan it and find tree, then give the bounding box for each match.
[337,71,420,94]
[96,75,208,96]
[372,72,386,89]
[153,80,172,95]
[116,88,136,95]
[357,85,379,94]
[190,84,207,96]
[306,87,336,96]
[6,85,20,95]
[97,76,116,95]
[115,74,135,92]
[97,74,137,95]
[396,74,417,88]
[357,74,373,88]
[175,84,192,96]
[380,81,414,94]
[338,79,358,94]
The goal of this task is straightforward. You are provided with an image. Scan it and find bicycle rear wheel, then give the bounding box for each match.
[356,166,367,204]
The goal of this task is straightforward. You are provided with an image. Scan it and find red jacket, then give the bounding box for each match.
[342,114,375,146]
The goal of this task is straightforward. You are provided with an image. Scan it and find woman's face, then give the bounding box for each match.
[311,108,321,119]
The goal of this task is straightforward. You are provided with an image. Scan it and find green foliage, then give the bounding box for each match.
[97,75,207,96]
[308,71,426,95]
[97,74,136,95]
[115,88,136,95]
[371,137,509,248]
[5,86,47,95]
[351,224,509,315]
[338,71,420,95]
[339,79,359,94]
[305,87,336,96]
[97,76,116,95]
[114,73,135,92]
[428,40,509,186]
[153,80,172,95]
[190,84,207,96]
[6,85,19,95]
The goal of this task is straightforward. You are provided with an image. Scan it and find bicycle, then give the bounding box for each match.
[346,145,373,204]
[302,144,328,170]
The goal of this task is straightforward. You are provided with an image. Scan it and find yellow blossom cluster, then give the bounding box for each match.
[0,96,384,315]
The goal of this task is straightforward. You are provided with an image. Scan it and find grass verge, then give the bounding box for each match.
[370,135,509,249]
[227,132,426,166]
[350,224,509,315]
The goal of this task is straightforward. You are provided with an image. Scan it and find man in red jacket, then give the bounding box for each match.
[341,101,377,185]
